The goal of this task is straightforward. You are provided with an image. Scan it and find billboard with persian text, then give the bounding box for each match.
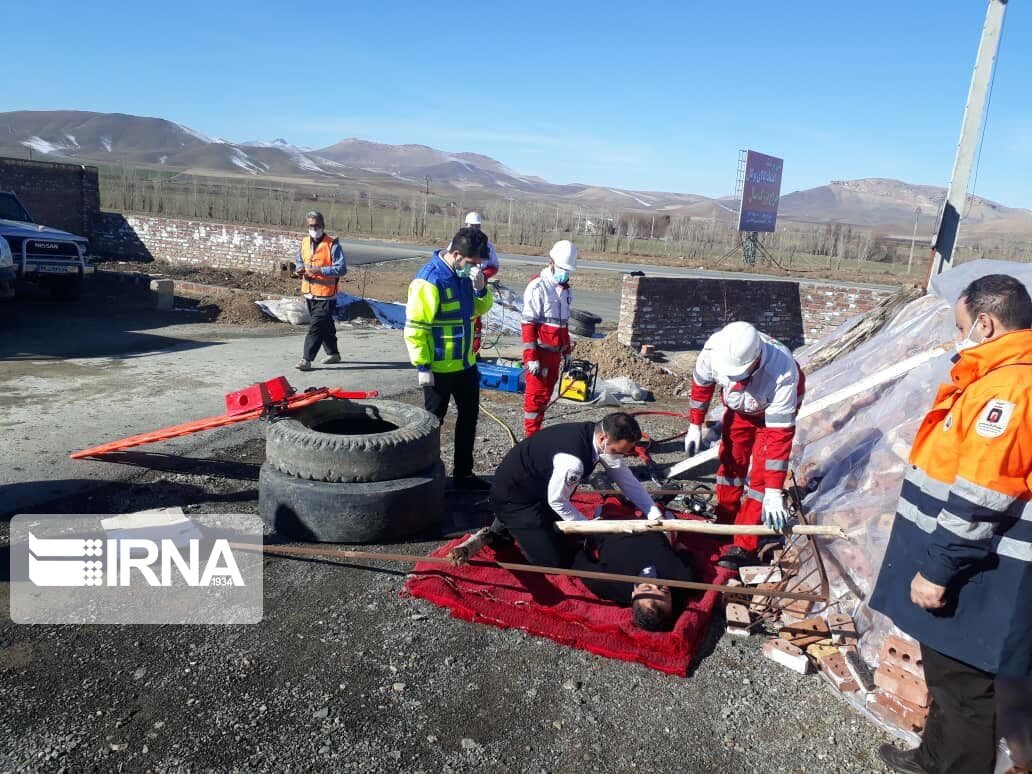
[737,150,784,233]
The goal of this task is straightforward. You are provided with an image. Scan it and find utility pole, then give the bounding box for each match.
[423,177,430,238]
[650,214,656,240]
[927,0,1008,287]
[907,206,922,273]
[508,198,513,241]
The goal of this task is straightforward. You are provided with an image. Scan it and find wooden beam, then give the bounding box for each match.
[554,519,846,539]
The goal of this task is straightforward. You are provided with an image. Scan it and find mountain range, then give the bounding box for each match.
[3,110,1031,237]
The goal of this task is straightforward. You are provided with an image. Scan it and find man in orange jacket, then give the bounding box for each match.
[294,210,347,372]
[871,274,1032,774]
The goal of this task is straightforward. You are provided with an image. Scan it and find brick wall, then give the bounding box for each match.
[618,275,894,348]
[0,156,100,237]
[92,213,303,270]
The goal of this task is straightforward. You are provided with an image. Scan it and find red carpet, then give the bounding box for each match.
[404,493,734,676]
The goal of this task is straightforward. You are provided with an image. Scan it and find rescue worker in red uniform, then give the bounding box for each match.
[521,240,577,437]
[462,212,500,356]
[685,321,805,569]
[870,274,1032,774]
[294,210,347,371]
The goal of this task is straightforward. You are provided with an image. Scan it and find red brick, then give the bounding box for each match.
[874,664,929,708]
[818,651,860,693]
[869,691,929,732]
[880,634,925,678]
[828,614,858,647]
[779,616,831,648]
[762,638,811,674]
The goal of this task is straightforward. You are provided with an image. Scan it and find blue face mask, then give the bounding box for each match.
[553,269,569,284]
[455,264,472,279]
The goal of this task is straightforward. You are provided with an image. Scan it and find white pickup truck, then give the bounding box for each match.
[0,190,93,299]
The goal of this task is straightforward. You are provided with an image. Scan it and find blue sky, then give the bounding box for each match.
[3,1,1030,206]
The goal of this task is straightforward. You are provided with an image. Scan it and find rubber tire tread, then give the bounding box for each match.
[265,399,440,483]
[569,318,596,337]
[258,461,446,543]
[570,308,602,325]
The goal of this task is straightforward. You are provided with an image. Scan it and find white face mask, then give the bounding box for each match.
[955,318,985,354]
[596,436,623,467]
[308,227,324,240]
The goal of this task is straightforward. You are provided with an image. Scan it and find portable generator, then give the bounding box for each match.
[559,359,598,402]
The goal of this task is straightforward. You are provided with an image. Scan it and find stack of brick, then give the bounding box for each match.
[868,635,931,732]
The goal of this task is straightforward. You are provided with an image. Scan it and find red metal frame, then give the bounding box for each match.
[71,378,378,459]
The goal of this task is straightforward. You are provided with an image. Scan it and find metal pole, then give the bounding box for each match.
[423,177,429,238]
[908,206,922,274]
[927,0,1008,286]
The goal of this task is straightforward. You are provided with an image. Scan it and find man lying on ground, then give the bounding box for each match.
[571,532,697,632]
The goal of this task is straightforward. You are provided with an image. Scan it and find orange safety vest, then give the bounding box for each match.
[300,235,339,298]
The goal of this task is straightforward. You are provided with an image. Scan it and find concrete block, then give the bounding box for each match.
[874,664,929,708]
[150,278,174,311]
[762,638,811,675]
[725,603,751,628]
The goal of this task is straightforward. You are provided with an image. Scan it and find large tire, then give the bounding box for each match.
[258,461,446,543]
[569,317,596,337]
[265,399,440,483]
[570,308,602,325]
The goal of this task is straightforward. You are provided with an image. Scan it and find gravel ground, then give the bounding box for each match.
[0,390,897,773]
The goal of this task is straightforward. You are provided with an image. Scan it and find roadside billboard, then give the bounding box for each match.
[738,151,784,233]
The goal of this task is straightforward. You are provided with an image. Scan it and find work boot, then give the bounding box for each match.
[296,359,313,372]
[716,545,755,571]
[877,743,930,774]
[452,474,491,492]
[323,354,341,365]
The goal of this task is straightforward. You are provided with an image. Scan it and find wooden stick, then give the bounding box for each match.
[554,519,847,539]
[230,542,827,602]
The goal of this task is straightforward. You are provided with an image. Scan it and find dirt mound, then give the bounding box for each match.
[572,335,685,398]
[196,293,272,325]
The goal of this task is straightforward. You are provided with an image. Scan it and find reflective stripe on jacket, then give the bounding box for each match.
[869,329,1032,676]
[690,333,804,490]
[521,270,572,364]
[404,251,494,374]
[300,235,341,297]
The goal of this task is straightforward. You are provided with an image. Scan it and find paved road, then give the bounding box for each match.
[0,298,416,516]
[339,238,897,291]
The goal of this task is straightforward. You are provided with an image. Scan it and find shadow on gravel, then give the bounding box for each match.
[84,451,261,481]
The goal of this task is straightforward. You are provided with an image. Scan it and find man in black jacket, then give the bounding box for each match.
[572,532,697,631]
[489,412,667,570]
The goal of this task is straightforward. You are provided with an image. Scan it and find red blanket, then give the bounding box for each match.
[404,493,733,676]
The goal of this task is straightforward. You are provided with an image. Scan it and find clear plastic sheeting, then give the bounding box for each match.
[787,260,1032,747]
[483,282,524,335]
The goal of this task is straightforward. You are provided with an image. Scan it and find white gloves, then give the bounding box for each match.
[684,424,704,456]
[526,360,541,376]
[762,489,790,531]
[645,505,676,523]
[417,370,434,387]
[469,264,486,292]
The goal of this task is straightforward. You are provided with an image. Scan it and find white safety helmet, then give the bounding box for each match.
[710,321,762,380]
[464,211,482,226]
[549,240,578,272]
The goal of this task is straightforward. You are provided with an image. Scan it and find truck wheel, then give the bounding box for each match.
[265,399,440,483]
[258,461,446,543]
[569,317,597,337]
[51,277,83,300]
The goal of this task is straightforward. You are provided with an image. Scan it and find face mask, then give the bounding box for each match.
[955,319,985,354]
[308,228,323,240]
[553,269,569,284]
[596,436,622,467]
[454,264,472,278]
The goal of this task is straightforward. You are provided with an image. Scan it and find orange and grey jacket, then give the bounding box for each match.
[870,330,1032,676]
[295,235,347,298]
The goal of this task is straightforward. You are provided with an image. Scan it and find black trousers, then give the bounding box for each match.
[917,643,997,774]
[491,501,576,569]
[423,366,479,478]
[303,298,339,362]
